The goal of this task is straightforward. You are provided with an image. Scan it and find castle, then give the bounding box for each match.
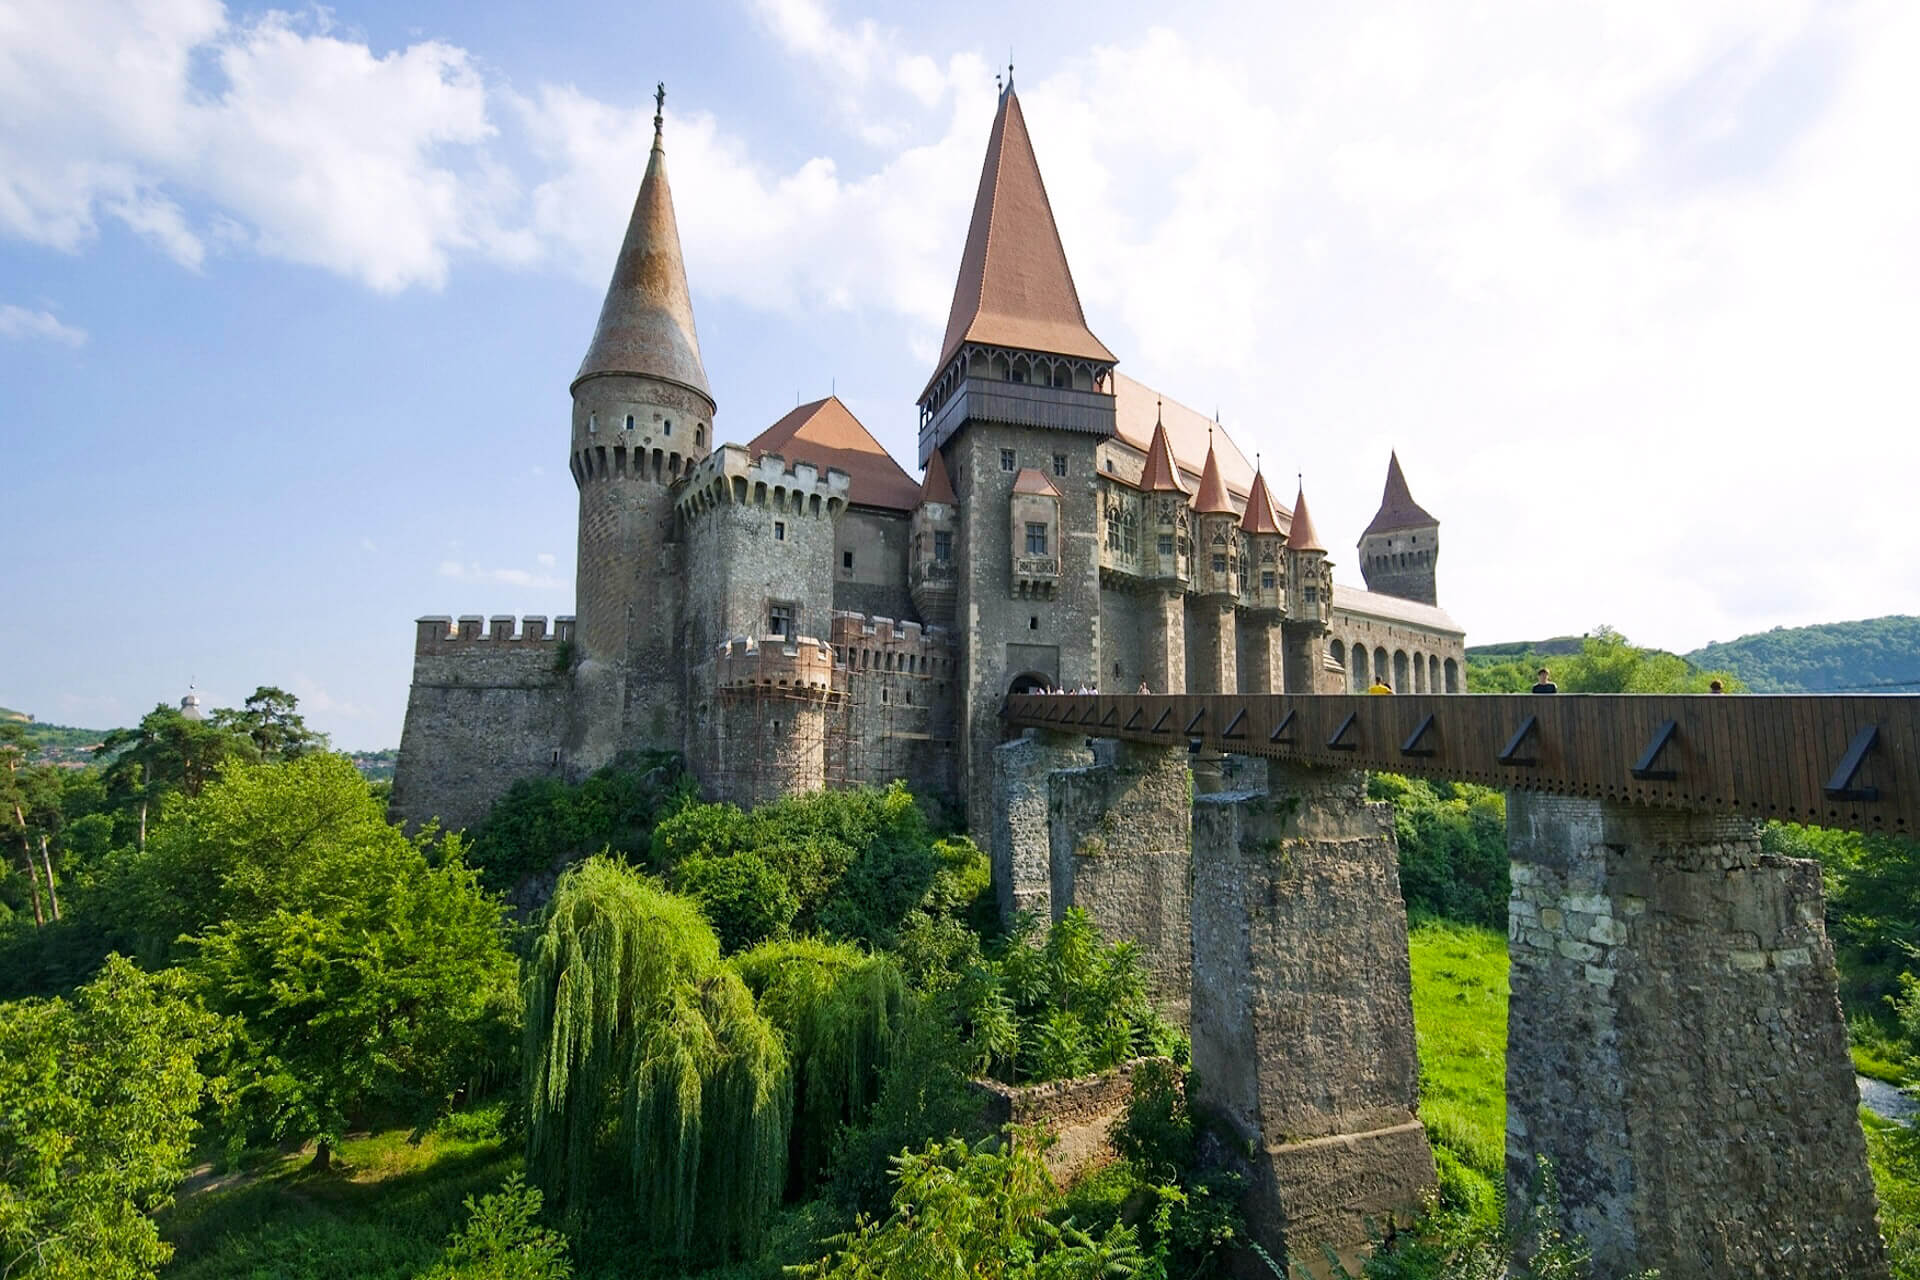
[390,81,1465,836]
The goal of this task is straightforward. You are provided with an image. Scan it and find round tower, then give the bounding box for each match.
[1357,452,1439,606]
[1239,464,1288,692]
[568,86,715,768]
[1192,432,1240,694]
[1282,481,1333,693]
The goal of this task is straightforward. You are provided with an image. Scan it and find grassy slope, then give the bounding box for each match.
[1407,919,1508,1184]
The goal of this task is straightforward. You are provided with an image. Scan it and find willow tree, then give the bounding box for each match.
[524,857,789,1260]
[734,938,907,1187]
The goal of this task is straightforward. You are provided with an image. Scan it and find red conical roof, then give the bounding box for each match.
[1362,451,1437,536]
[1240,468,1285,534]
[575,106,711,401]
[749,395,919,510]
[920,445,957,505]
[1286,483,1325,553]
[1138,406,1189,495]
[1193,435,1235,514]
[922,86,1115,400]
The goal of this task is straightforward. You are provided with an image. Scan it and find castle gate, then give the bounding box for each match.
[998,691,1917,1279]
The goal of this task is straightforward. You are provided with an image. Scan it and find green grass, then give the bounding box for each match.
[1407,917,1508,1187]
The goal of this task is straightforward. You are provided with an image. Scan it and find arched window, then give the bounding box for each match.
[625,414,634,431]
[696,424,705,446]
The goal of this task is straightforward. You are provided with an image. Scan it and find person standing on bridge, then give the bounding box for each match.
[1369,678,1393,695]
[1137,678,1150,695]
[1532,667,1559,694]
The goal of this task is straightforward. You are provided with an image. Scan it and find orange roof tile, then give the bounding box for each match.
[1111,374,1256,499]
[1193,436,1235,513]
[1137,406,1189,495]
[749,396,920,511]
[1286,483,1325,553]
[575,115,711,400]
[1362,451,1438,536]
[1011,467,1062,497]
[926,87,1115,396]
[1240,469,1285,534]
[919,446,957,505]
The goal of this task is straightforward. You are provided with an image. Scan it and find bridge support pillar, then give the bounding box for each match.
[1047,739,1193,1027]
[1192,760,1435,1273]
[991,729,1093,926]
[1506,793,1886,1280]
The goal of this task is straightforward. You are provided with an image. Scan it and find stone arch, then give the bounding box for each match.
[1374,647,1390,689]
[1412,650,1426,693]
[1394,650,1410,693]
[1329,639,1346,678]
[1430,654,1441,693]
[1444,657,1459,693]
[1350,643,1369,691]
[1008,670,1052,695]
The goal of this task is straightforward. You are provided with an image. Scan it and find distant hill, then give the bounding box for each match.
[1684,616,1920,694]
[1466,616,1920,694]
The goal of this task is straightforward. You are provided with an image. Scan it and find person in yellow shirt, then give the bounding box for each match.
[1368,679,1393,695]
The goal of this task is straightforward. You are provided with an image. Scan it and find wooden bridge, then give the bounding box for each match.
[1002,691,1919,836]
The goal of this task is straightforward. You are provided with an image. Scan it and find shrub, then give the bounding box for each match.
[676,852,799,952]
[421,1174,572,1280]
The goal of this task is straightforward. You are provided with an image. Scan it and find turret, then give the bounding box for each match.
[911,447,958,624]
[1281,482,1333,693]
[1357,452,1439,606]
[1139,405,1191,585]
[567,85,713,767]
[1192,431,1239,599]
[1239,464,1286,614]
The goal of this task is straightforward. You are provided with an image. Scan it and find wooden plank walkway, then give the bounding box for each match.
[1002,693,1920,837]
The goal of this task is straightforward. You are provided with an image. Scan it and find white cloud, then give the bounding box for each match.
[437,560,566,591]
[0,304,87,346]
[288,675,371,721]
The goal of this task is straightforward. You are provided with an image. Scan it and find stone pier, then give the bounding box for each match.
[1191,761,1436,1272]
[1506,793,1886,1280]
[991,729,1093,923]
[1047,739,1194,1026]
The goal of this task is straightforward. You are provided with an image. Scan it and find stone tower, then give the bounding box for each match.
[917,78,1120,836]
[1191,435,1240,694]
[1239,465,1287,691]
[910,447,958,626]
[1357,452,1439,606]
[1139,409,1191,694]
[567,91,716,769]
[1282,482,1331,692]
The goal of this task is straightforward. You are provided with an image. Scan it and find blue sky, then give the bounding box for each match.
[5,0,1918,749]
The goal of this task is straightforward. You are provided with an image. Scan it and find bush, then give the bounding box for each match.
[468,753,691,891]
[677,853,799,952]
[421,1175,571,1280]
[1370,774,1508,928]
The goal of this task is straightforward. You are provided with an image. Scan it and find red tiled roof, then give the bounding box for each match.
[1362,451,1437,536]
[1111,374,1256,500]
[1137,407,1189,495]
[1240,469,1285,534]
[749,396,920,511]
[1193,437,1235,514]
[919,446,957,505]
[1011,467,1062,497]
[1286,484,1325,553]
[926,87,1115,398]
[574,121,711,400]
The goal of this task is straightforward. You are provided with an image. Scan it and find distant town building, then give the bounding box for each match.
[392,79,1465,833]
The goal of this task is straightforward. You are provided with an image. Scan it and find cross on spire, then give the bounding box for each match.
[653,82,666,136]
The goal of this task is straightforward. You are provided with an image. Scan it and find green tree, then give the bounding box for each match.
[1,722,59,925]
[522,857,789,1261]
[0,954,225,1280]
[209,686,328,761]
[421,1175,572,1280]
[190,839,518,1170]
[1468,627,1741,695]
[94,704,254,849]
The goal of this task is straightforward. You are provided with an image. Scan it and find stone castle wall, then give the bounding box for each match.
[392,615,573,832]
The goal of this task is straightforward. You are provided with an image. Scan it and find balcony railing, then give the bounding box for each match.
[919,377,1116,466]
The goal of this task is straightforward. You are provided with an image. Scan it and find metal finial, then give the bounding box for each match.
[996,70,1003,95]
[653,82,666,135]
[1256,451,1261,473]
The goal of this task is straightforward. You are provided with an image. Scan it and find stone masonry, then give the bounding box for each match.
[990,730,1093,923]
[1047,739,1194,1027]
[1506,792,1886,1280]
[1190,760,1436,1274]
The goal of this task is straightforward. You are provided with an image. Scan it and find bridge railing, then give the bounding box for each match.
[1001,692,1919,837]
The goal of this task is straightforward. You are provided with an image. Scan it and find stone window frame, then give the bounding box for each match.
[774,520,786,541]
[842,550,854,570]
[1025,521,1049,556]
[933,530,952,562]
[769,601,797,637]
[1052,452,1068,477]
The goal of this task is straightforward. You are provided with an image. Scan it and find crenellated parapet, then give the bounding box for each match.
[414,615,576,654]
[675,444,852,524]
[830,611,956,678]
[713,632,837,696]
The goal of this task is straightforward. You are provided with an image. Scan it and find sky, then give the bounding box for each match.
[4,0,1918,750]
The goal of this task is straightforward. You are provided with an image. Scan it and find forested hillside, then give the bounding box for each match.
[1684,615,1920,693]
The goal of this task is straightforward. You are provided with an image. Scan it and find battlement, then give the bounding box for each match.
[676,443,853,522]
[415,615,576,654]
[830,611,952,653]
[713,632,837,694]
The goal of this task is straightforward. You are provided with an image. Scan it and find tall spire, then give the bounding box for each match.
[1286,482,1325,552]
[930,85,1115,383]
[1138,403,1189,494]
[1194,433,1235,514]
[1240,465,1285,535]
[574,83,712,400]
[919,445,957,505]
[1362,451,1436,536]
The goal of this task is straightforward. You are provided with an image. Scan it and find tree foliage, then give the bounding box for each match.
[420,1175,573,1280]
[1369,774,1509,928]
[1468,627,1741,694]
[0,955,224,1280]
[1686,614,1920,694]
[467,752,691,891]
[522,857,789,1261]
[208,686,329,761]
